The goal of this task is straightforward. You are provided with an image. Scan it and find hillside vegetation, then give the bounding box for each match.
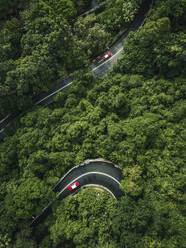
[0,0,142,118]
[0,0,186,247]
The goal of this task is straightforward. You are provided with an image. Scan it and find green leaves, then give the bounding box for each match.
[121,165,143,196]
[5,177,55,221]
[0,0,142,117]
[50,189,118,247]
[0,0,25,21]
[122,0,140,23]
[112,196,151,247]
[0,0,185,247]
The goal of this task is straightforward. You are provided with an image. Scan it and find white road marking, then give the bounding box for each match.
[1,47,123,130]
[0,114,10,123]
[57,171,121,197]
[35,81,73,105]
[98,59,103,64]
[1,48,123,111]
[92,47,123,72]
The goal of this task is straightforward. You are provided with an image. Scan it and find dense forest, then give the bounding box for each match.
[0,0,186,247]
[0,0,142,118]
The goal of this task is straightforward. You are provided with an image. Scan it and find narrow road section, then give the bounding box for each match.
[0,0,151,140]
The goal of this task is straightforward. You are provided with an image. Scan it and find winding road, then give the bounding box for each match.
[54,159,123,199]
[0,0,151,140]
[30,159,123,227]
[29,0,152,225]
[1,0,152,227]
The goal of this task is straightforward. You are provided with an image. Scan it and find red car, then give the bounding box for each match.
[102,52,111,61]
[68,181,80,191]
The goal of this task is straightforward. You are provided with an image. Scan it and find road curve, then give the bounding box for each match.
[53,158,122,192]
[30,158,123,227]
[0,0,151,140]
[58,172,122,200]
[55,158,123,199]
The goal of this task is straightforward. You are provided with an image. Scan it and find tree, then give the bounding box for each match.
[50,189,118,247]
[115,17,171,77]
[5,177,55,221]
[122,0,140,23]
[112,196,151,248]
[14,227,37,248]
[0,0,25,21]
[72,0,92,15]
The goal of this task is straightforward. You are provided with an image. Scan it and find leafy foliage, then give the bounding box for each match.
[0,0,139,119]
[50,189,118,248]
[0,0,25,22]
[0,0,186,247]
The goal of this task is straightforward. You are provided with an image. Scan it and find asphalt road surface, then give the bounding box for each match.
[0,0,151,141]
[30,159,123,227]
[54,159,123,199]
[58,172,122,200]
[91,0,150,77]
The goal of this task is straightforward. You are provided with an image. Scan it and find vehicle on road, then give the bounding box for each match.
[68,181,80,191]
[102,52,111,61]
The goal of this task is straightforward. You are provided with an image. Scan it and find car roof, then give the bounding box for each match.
[71,183,77,189]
